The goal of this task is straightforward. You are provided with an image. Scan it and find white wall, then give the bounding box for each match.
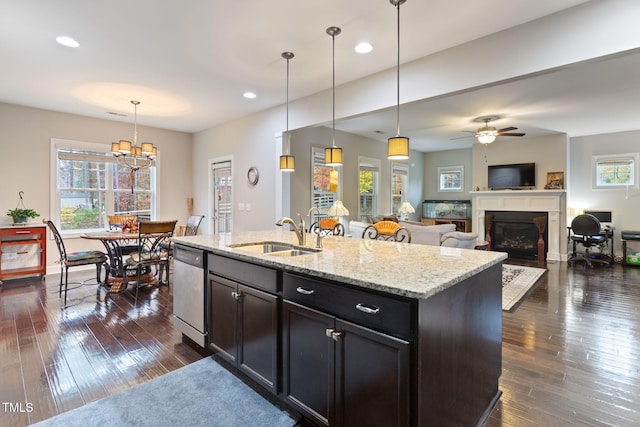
[423,149,473,203]
[569,130,640,255]
[471,134,569,191]
[0,103,193,271]
[288,126,424,224]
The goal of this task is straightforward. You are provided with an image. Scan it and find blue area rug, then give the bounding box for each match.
[32,356,297,427]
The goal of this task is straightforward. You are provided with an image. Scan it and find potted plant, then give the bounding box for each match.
[7,208,40,224]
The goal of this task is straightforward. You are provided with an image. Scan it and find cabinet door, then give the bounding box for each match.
[208,275,239,363]
[238,283,279,393]
[283,301,335,427]
[335,319,410,427]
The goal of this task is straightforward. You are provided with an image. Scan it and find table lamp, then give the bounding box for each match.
[398,201,415,220]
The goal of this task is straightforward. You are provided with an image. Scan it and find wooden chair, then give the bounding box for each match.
[310,218,345,236]
[107,215,139,255]
[362,220,411,243]
[46,220,108,308]
[107,215,138,231]
[122,220,177,305]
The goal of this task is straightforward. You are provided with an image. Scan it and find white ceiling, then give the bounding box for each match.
[3,0,638,152]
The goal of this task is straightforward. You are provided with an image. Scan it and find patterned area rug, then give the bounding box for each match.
[502,264,546,311]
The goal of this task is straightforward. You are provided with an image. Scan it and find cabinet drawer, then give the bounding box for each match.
[208,253,279,293]
[283,273,414,339]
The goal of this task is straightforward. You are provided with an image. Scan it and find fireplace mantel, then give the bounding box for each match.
[470,190,566,261]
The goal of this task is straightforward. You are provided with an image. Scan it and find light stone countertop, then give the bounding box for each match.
[172,229,507,300]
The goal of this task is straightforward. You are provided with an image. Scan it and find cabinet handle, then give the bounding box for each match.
[15,231,31,234]
[296,286,315,295]
[325,328,342,341]
[355,303,380,314]
[231,291,242,300]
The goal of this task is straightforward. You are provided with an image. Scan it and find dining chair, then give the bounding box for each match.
[107,214,139,255]
[362,220,411,243]
[122,220,177,305]
[184,215,204,236]
[310,218,345,236]
[45,220,109,308]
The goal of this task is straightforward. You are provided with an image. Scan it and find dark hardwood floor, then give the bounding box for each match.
[0,269,205,427]
[1,259,639,427]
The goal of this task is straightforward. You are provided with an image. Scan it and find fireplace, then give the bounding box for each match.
[487,211,548,260]
[471,190,566,261]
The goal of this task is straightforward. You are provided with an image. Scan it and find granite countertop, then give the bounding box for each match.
[172,229,507,300]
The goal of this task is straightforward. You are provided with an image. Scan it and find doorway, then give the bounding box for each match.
[211,160,232,235]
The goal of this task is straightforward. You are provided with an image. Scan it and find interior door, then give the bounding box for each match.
[212,161,232,235]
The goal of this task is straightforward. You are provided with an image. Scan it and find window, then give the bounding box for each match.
[391,163,409,214]
[51,139,157,234]
[359,157,380,218]
[438,165,464,192]
[592,153,638,189]
[311,147,340,213]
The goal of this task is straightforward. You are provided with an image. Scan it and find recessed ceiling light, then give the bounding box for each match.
[56,36,80,48]
[243,91,257,99]
[354,42,373,54]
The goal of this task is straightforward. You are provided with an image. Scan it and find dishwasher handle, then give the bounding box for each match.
[174,245,204,267]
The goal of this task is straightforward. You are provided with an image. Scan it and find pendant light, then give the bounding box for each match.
[387,0,410,160]
[279,51,296,172]
[324,26,343,166]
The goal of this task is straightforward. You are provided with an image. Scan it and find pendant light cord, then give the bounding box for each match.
[332,30,337,148]
[395,1,401,137]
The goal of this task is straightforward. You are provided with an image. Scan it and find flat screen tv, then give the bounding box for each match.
[488,163,536,190]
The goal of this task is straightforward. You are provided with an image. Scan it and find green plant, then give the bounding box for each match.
[7,208,40,219]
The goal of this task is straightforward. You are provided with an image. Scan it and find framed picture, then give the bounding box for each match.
[438,166,464,192]
[545,171,564,189]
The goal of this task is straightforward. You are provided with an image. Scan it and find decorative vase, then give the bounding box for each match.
[538,232,545,261]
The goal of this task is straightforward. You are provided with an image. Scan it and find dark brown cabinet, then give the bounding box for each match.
[282,278,410,427]
[208,254,279,393]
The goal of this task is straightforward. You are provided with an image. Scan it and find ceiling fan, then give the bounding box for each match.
[454,115,526,144]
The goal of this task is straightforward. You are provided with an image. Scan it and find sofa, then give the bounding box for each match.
[349,219,453,246]
[349,217,478,248]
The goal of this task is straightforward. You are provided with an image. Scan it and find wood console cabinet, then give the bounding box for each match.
[207,254,279,393]
[0,225,47,284]
[421,217,472,232]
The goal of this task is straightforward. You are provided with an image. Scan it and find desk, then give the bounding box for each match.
[81,231,156,292]
[567,226,614,261]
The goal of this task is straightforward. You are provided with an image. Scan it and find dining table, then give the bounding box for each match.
[80,230,156,293]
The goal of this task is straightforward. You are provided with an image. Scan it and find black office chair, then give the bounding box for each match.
[568,214,610,268]
[46,220,109,307]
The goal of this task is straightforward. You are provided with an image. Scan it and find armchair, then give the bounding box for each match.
[440,231,478,249]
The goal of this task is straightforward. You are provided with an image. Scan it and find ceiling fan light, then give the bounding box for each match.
[477,133,496,144]
[387,136,410,159]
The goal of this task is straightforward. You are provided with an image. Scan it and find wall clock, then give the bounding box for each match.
[247,166,259,185]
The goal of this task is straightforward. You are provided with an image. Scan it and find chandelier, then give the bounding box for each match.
[110,100,157,191]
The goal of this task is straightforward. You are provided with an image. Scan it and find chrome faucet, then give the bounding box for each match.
[307,207,323,249]
[276,214,306,246]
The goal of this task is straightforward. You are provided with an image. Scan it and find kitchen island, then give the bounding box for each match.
[173,229,507,427]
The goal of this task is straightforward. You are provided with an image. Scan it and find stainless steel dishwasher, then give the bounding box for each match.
[173,244,207,347]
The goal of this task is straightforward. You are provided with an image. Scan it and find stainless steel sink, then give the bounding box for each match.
[228,241,320,256]
[266,249,318,257]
